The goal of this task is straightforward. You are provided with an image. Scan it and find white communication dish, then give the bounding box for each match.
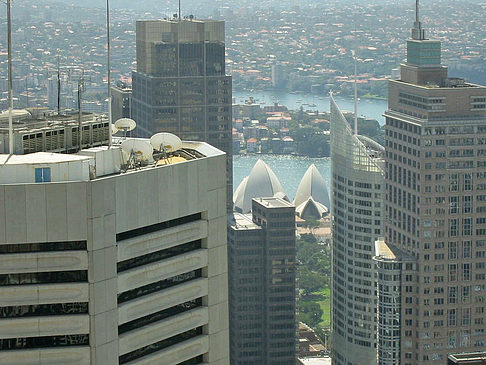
[114,118,136,132]
[121,139,153,161]
[111,124,118,135]
[150,132,182,153]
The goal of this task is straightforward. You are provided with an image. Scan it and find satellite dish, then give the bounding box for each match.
[111,124,118,135]
[150,132,182,153]
[114,118,136,132]
[121,139,153,161]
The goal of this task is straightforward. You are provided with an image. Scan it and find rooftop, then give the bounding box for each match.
[374,239,415,262]
[253,196,294,208]
[0,138,224,185]
[228,212,261,231]
[448,352,486,364]
[298,357,332,365]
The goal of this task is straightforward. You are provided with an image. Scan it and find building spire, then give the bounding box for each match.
[412,0,425,40]
[416,0,419,23]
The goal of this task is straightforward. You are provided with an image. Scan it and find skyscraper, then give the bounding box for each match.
[330,95,385,365]
[0,132,229,363]
[131,19,233,209]
[228,197,296,365]
[378,2,486,363]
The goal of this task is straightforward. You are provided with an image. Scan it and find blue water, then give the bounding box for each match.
[232,91,386,199]
[233,90,388,125]
[233,154,331,200]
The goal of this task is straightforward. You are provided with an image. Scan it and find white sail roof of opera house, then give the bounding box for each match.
[233,159,287,213]
[294,164,330,209]
[295,196,329,220]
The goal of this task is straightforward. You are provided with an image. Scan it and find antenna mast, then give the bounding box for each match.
[106,0,112,147]
[352,50,358,136]
[57,54,61,115]
[412,0,425,40]
[416,0,419,23]
[178,0,181,21]
[7,0,13,154]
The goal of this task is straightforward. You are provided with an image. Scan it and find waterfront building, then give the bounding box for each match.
[131,19,233,210]
[294,164,330,220]
[379,3,486,364]
[228,197,296,365]
[0,132,228,364]
[233,159,287,213]
[330,95,385,365]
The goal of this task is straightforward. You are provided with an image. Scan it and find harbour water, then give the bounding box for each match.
[232,90,386,201]
[233,90,388,125]
[233,154,331,200]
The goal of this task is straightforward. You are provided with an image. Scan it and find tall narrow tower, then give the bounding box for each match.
[131,19,233,210]
[330,95,385,365]
[379,1,486,363]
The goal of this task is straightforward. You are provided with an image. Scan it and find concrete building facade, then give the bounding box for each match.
[0,139,229,364]
[330,95,384,365]
[228,197,296,365]
[380,7,486,364]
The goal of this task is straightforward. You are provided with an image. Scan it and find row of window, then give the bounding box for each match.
[0,270,87,286]
[0,302,88,318]
[119,327,203,364]
[117,269,202,304]
[116,213,201,242]
[119,298,202,335]
[0,334,89,350]
[117,240,201,273]
[0,241,87,254]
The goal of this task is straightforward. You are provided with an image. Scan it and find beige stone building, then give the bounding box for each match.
[378,5,486,364]
[0,136,228,364]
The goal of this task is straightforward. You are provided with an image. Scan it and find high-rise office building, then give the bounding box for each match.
[228,197,296,365]
[330,95,385,365]
[0,132,228,364]
[111,85,132,122]
[131,19,233,209]
[378,3,486,363]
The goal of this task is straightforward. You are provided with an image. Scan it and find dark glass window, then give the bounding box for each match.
[118,298,202,334]
[0,334,89,350]
[117,269,202,304]
[0,271,87,286]
[117,240,201,273]
[0,302,88,318]
[0,241,87,254]
[116,213,201,242]
[179,43,204,76]
[177,355,204,365]
[119,327,203,364]
[205,43,225,75]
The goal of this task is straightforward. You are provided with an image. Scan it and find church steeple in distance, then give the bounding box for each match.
[411,0,425,40]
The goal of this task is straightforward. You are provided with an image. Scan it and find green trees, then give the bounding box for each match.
[296,233,331,339]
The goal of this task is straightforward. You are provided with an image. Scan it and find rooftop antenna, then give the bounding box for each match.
[351,50,358,136]
[57,53,61,115]
[178,0,181,21]
[412,0,425,40]
[106,0,112,147]
[71,69,91,151]
[4,0,14,154]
